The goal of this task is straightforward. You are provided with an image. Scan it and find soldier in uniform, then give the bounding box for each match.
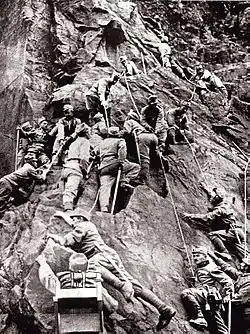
[123,110,158,184]
[96,126,140,213]
[47,208,176,331]
[61,123,91,211]
[50,104,81,164]
[16,121,34,168]
[181,246,233,332]
[166,101,193,146]
[120,56,139,76]
[89,112,108,150]
[85,72,120,124]
[183,188,246,261]
[0,152,44,216]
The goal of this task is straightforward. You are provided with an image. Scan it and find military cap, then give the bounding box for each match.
[192,246,208,256]
[70,207,91,221]
[38,116,47,125]
[93,112,104,121]
[108,126,120,136]
[147,95,157,103]
[63,104,74,111]
[21,121,32,131]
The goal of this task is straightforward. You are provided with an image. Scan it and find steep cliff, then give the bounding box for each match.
[0,0,249,333]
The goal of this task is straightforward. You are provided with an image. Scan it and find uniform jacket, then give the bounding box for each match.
[54,117,81,141]
[123,119,146,136]
[196,260,234,296]
[141,104,165,134]
[64,221,110,256]
[167,108,189,130]
[2,163,41,188]
[124,61,139,76]
[96,137,127,170]
[64,137,90,173]
[157,42,171,58]
[190,202,236,231]
[86,78,113,103]
[91,120,107,137]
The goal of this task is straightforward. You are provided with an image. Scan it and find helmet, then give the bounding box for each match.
[192,246,208,257]
[70,207,91,221]
[147,95,157,104]
[93,112,104,122]
[108,126,120,136]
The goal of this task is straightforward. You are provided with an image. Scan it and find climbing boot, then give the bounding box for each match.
[190,316,208,330]
[156,307,176,330]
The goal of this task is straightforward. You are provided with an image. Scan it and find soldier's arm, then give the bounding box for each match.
[185,207,225,225]
[63,225,87,247]
[166,110,176,127]
[208,251,239,280]
[57,119,65,141]
[210,266,234,296]
[155,107,165,134]
[140,107,153,131]
[37,255,58,295]
[123,120,133,134]
[117,139,127,163]
[27,165,45,181]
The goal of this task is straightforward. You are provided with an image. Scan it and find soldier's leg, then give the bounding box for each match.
[62,170,82,211]
[210,310,228,334]
[137,134,151,182]
[99,174,116,212]
[181,288,208,329]
[0,180,14,215]
[120,161,140,184]
[38,152,50,166]
[17,149,25,169]
[209,231,232,261]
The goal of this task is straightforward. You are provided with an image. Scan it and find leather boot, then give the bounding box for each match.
[135,287,176,330]
[210,235,232,261]
[182,295,207,330]
[101,267,134,301]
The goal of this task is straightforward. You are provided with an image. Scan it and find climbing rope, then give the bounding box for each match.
[183,132,209,189]
[159,153,195,277]
[89,189,101,213]
[244,157,250,258]
[123,73,140,116]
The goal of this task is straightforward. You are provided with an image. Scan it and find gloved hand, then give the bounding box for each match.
[182,212,194,220]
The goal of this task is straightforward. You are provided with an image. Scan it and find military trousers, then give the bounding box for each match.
[99,161,140,211]
[61,167,82,209]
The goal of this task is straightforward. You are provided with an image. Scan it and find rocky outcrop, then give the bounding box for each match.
[0,0,249,333]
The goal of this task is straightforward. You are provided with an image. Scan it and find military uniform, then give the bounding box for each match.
[61,219,175,329]
[62,125,90,211]
[187,201,246,260]
[29,127,50,166]
[182,255,233,333]
[120,56,139,76]
[166,107,193,144]
[16,122,34,168]
[140,100,166,148]
[0,163,42,215]
[89,114,107,150]
[97,134,140,212]
[51,116,81,158]
[124,114,158,182]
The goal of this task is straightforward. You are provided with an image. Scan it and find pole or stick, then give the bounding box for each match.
[244,157,250,258]
[15,128,20,170]
[102,104,110,131]
[133,131,141,165]
[228,297,232,334]
[141,52,147,75]
[110,167,122,215]
[123,73,140,116]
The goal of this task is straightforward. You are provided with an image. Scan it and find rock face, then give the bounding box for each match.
[0,0,249,333]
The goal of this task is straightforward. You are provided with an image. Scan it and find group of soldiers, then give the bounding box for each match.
[0,28,248,333]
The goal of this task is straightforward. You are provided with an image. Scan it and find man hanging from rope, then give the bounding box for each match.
[47,208,176,330]
[181,246,233,332]
[61,123,91,211]
[95,126,140,213]
[85,72,120,126]
[123,109,158,185]
[183,188,247,261]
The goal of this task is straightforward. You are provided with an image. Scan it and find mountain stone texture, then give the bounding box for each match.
[0,0,249,333]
